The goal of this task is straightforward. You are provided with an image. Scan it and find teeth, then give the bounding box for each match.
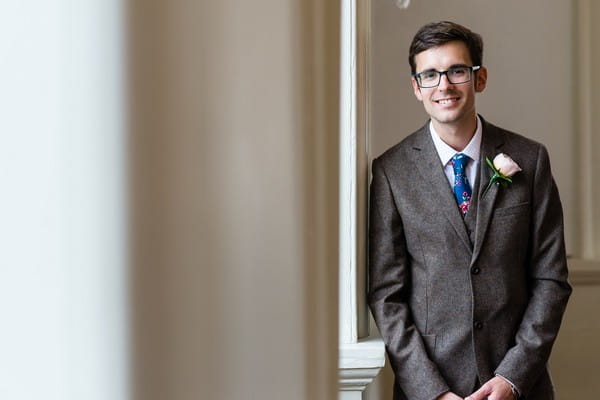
[437,98,457,104]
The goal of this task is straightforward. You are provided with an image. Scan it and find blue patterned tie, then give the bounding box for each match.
[451,153,472,215]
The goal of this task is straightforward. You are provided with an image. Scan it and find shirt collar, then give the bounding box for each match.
[429,115,482,166]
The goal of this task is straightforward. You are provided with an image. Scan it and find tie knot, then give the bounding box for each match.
[451,153,469,174]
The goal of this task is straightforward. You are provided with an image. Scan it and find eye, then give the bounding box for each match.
[419,71,438,81]
[449,67,468,77]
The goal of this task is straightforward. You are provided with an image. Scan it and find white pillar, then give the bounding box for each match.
[0,1,128,399]
[338,0,385,398]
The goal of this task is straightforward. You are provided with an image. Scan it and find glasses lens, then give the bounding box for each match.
[416,67,475,87]
[417,71,440,88]
[446,67,471,84]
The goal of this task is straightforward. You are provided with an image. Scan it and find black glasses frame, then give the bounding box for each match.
[413,65,481,88]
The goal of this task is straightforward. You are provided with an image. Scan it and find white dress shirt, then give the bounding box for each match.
[429,116,482,191]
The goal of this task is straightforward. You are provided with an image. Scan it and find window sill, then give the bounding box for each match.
[339,337,386,392]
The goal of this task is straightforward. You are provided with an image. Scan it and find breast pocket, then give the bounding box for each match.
[489,201,531,263]
[493,201,530,218]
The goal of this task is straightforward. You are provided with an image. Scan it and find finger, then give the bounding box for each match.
[465,383,492,400]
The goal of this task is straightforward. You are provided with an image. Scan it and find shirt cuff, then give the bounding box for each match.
[495,374,520,398]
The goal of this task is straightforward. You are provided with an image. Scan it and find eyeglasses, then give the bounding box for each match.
[413,66,481,88]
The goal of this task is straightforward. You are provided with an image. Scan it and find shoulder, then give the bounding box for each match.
[484,120,544,151]
[482,119,550,170]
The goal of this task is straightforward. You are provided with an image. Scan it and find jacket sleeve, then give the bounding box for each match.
[368,157,450,400]
[494,144,572,396]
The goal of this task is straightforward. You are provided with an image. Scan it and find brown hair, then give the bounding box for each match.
[409,21,483,74]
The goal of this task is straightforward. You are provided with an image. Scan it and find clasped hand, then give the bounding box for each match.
[437,376,515,400]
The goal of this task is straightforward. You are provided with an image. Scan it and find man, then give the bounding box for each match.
[368,21,571,400]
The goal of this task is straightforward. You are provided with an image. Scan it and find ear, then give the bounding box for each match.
[475,66,488,93]
[411,77,423,101]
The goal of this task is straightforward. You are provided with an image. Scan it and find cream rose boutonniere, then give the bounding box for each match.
[486,153,522,190]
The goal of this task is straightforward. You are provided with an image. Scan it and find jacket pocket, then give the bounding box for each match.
[422,334,437,356]
[493,201,530,218]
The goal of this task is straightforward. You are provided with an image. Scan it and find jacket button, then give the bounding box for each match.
[471,266,480,275]
[474,321,483,330]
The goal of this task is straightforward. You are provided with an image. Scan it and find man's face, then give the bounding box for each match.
[411,41,487,130]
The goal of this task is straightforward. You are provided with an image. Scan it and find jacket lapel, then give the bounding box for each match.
[410,126,472,254]
[470,120,505,266]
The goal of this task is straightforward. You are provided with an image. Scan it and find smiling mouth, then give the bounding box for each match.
[435,97,460,105]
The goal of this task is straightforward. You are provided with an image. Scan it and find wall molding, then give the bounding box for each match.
[575,0,600,259]
[339,339,386,392]
[568,258,600,285]
[339,0,360,345]
[339,0,385,398]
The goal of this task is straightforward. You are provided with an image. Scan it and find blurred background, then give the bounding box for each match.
[1,1,339,399]
[0,1,597,399]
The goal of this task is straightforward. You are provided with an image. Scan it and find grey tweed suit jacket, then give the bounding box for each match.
[368,117,572,400]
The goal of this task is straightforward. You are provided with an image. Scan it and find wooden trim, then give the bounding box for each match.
[575,0,600,259]
[339,0,359,345]
[338,0,386,396]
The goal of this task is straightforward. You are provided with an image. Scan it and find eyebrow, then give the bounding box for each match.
[448,63,470,69]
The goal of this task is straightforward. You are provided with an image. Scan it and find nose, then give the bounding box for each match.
[437,72,453,90]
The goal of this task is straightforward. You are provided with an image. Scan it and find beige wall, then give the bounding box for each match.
[366,1,600,399]
[551,273,600,397]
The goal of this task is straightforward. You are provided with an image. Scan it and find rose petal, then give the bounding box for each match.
[493,153,522,177]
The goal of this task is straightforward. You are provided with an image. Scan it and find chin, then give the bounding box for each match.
[433,114,462,124]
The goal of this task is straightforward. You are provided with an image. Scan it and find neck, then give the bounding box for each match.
[432,114,478,151]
